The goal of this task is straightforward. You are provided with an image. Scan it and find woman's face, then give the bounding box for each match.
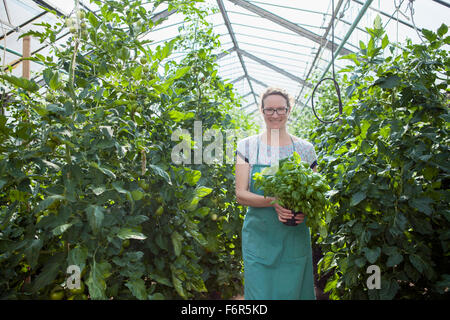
[261,94,290,130]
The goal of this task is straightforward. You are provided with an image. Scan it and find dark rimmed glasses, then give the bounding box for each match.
[262,107,288,115]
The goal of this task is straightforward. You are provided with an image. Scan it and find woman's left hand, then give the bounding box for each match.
[294,212,306,224]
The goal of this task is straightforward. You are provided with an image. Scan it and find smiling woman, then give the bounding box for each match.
[235,87,318,300]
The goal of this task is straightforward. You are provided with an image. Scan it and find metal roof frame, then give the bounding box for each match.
[1,0,449,115]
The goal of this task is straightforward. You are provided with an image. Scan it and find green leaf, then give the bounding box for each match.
[125,278,147,300]
[117,228,146,240]
[168,110,195,122]
[184,169,201,186]
[131,190,144,201]
[173,66,191,80]
[382,34,389,49]
[149,164,171,185]
[195,186,212,198]
[421,28,437,42]
[132,65,143,80]
[90,162,116,179]
[86,205,104,234]
[0,74,39,92]
[111,181,128,194]
[52,223,73,236]
[437,23,448,37]
[171,274,186,299]
[373,15,382,30]
[0,179,6,190]
[350,191,366,206]
[386,253,403,267]
[339,53,360,65]
[43,69,53,86]
[149,273,172,287]
[33,195,65,214]
[379,278,400,300]
[171,231,183,256]
[435,274,450,294]
[409,197,433,215]
[25,239,43,269]
[91,185,107,196]
[409,254,425,273]
[49,72,62,90]
[373,75,401,89]
[364,247,381,264]
[68,246,88,273]
[148,292,165,300]
[31,253,64,292]
[86,260,111,300]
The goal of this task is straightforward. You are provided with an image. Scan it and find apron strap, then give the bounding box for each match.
[257,133,296,164]
[256,133,261,164]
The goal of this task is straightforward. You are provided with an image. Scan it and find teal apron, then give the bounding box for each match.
[242,135,316,300]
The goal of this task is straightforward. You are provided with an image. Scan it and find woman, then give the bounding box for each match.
[235,87,318,300]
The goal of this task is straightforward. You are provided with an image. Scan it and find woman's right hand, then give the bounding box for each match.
[272,199,293,223]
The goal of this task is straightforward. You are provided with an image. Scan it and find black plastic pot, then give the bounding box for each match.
[283,210,302,226]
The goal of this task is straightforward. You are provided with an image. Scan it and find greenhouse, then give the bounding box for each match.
[0,0,448,302]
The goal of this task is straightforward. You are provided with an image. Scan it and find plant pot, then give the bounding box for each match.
[283,210,302,226]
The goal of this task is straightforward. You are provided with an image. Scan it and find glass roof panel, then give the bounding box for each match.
[1,0,448,115]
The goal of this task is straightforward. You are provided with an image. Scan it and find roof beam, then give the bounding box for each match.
[295,0,345,107]
[151,8,177,23]
[352,0,418,30]
[242,92,252,99]
[0,11,47,41]
[30,0,66,17]
[237,48,312,88]
[230,75,246,83]
[248,76,268,88]
[432,0,450,9]
[217,0,258,107]
[227,0,353,56]
[216,47,236,60]
[241,102,254,110]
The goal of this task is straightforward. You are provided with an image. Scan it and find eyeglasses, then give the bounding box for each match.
[262,107,288,115]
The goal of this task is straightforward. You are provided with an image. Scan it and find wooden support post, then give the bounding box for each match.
[22,35,30,79]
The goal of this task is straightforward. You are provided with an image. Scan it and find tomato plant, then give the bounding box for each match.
[0,0,254,300]
[253,152,333,235]
[303,20,449,299]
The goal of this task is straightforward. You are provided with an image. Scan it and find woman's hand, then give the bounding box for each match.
[272,199,305,224]
[294,212,306,224]
[272,199,293,223]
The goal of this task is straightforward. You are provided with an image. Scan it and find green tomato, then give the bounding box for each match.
[68,294,88,300]
[69,281,85,295]
[77,11,86,20]
[50,291,65,300]
[155,206,164,216]
[65,18,73,27]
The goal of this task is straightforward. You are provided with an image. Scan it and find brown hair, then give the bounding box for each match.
[259,87,294,110]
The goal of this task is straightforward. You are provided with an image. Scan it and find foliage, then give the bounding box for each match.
[0,0,253,300]
[253,152,333,237]
[303,20,450,299]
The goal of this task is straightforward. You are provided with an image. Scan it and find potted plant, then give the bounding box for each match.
[253,152,332,234]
